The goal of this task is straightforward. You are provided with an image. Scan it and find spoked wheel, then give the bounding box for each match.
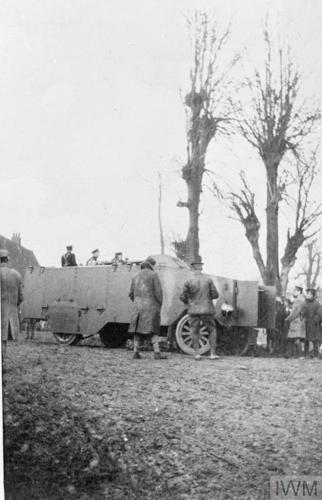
[175,314,210,355]
[53,333,81,346]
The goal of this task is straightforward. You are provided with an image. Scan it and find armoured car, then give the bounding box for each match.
[22,254,275,354]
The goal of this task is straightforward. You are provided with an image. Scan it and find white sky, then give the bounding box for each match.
[0,0,322,280]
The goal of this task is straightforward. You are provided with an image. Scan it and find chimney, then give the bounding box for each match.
[12,233,21,247]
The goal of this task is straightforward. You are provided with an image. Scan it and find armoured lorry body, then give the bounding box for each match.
[22,254,275,354]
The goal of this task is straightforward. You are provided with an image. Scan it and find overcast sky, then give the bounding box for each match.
[1,0,321,280]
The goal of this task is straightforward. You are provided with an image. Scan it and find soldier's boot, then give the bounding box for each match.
[154,352,167,360]
[313,341,319,358]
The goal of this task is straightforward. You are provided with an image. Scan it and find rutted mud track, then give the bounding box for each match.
[3,334,322,499]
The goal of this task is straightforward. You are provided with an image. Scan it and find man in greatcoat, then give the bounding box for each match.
[0,249,23,356]
[285,286,306,357]
[303,288,322,358]
[180,261,219,360]
[128,256,167,360]
[61,245,77,267]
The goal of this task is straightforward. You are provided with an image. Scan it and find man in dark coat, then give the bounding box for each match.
[303,288,322,358]
[128,256,166,360]
[285,286,306,357]
[0,249,23,356]
[180,261,219,360]
[61,245,77,267]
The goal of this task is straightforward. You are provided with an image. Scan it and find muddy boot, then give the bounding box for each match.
[154,352,167,360]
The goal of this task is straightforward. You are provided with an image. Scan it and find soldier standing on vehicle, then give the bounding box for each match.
[61,245,77,267]
[128,256,167,360]
[86,249,100,266]
[0,249,23,357]
[285,286,306,358]
[112,252,125,265]
[303,288,322,358]
[180,261,219,361]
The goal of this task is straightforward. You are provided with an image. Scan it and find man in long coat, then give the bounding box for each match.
[285,286,306,357]
[180,261,219,360]
[128,256,166,360]
[0,249,23,356]
[303,288,322,358]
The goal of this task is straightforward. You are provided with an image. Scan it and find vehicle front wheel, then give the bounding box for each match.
[53,333,81,346]
[175,314,210,355]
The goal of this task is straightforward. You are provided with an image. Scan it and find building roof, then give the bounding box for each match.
[0,234,39,278]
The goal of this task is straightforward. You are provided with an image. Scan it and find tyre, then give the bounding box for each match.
[99,323,128,348]
[53,333,81,346]
[175,314,210,355]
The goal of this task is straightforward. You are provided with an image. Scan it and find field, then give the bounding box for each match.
[3,333,322,500]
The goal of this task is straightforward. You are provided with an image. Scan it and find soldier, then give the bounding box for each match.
[303,288,322,358]
[112,252,125,265]
[0,249,23,357]
[180,261,220,360]
[128,256,167,360]
[86,249,100,266]
[285,286,306,357]
[61,245,77,267]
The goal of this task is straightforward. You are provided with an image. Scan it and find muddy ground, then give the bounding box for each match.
[3,333,322,500]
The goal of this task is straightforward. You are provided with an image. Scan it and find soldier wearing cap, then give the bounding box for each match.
[0,249,23,356]
[303,288,322,358]
[128,256,167,360]
[86,249,100,266]
[112,252,125,265]
[61,245,77,267]
[285,285,306,357]
[180,261,219,360]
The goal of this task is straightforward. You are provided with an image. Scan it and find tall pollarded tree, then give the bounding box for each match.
[230,29,320,288]
[177,11,239,264]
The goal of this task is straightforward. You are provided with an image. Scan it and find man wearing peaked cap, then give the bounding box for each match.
[86,249,100,266]
[0,249,23,356]
[0,249,9,259]
[180,260,220,360]
[128,256,167,360]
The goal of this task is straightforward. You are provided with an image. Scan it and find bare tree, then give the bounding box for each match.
[292,239,322,292]
[280,153,322,292]
[230,153,321,293]
[157,171,165,254]
[230,29,320,288]
[177,11,239,264]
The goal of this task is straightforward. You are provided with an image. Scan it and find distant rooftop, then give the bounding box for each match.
[0,233,39,278]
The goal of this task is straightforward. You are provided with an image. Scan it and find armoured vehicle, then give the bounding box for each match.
[22,254,275,355]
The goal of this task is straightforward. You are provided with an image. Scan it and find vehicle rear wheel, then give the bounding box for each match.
[99,323,128,348]
[175,314,210,355]
[53,333,81,346]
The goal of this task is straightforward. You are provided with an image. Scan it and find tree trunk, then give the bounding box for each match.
[185,169,202,264]
[157,172,165,254]
[265,165,280,286]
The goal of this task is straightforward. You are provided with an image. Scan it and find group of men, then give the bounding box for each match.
[284,285,322,358]
[61,245,126,267]
[128,257,220,361]
[3,242,321,360]
[0,246,220,361]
